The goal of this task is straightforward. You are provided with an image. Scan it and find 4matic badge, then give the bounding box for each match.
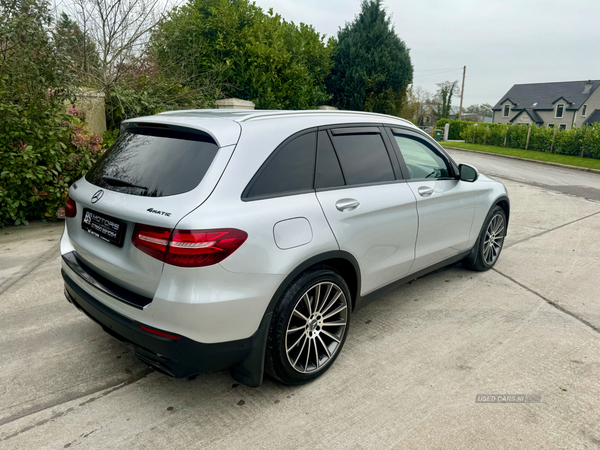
[147,208,171,217]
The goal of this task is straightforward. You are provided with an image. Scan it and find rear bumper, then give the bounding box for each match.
[62,267,271,386]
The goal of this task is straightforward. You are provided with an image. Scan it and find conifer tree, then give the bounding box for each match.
[327,0,413,115]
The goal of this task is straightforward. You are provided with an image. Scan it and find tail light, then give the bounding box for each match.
[65,195,77,218]
[132,224,247,268]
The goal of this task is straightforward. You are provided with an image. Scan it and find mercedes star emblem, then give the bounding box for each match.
[91,190,104,204]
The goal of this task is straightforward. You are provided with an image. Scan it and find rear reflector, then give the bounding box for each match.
[65,195,77,218]
[139,325,181,340]
[132,225,247,267]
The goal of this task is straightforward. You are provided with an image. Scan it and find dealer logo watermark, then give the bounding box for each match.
[476,394,542,403]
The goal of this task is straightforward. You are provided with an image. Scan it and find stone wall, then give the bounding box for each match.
[66,88,107,134]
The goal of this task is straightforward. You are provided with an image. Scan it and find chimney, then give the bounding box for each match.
[583,80,593,94]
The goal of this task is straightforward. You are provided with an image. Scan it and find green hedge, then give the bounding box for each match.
[435,118,472,140]
[459,122,600,159]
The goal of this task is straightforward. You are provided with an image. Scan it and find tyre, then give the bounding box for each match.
[463,205,506,271]
[265,266,351,385]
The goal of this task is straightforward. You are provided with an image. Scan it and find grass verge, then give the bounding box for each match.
[444,141,600,171]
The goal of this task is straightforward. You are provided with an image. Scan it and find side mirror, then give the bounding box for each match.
[459,164,479,182]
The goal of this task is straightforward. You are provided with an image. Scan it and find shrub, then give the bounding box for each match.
[554,126,585,156]
[0,0,101,226]
[0,99,102,226]
[152,0,334,111]
[436,119,472,140]
[101,128,120,149]
[528,126,554,153]
[460,122,503,144]
[487,124,507,147]
[583,124,600,159]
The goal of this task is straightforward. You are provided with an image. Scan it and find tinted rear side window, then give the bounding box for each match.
[86,128,218,197]
[246,132,317,198]
[315,131,345,189]
[330,133,395,186]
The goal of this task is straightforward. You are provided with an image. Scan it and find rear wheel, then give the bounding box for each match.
[265,267,350,385]
[464,205,506,271]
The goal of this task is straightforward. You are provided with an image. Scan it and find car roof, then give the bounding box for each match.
[123,109,418,148]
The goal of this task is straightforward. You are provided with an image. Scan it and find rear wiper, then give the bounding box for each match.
[102,176,148,192]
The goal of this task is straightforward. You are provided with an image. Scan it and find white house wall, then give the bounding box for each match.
[576,85,600,126]
[536,109,576,129]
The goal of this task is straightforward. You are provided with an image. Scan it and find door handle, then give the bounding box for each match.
[335,198,360,212]
[418,186,434,197]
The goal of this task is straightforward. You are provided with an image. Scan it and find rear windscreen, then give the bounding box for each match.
[85,128,219,197]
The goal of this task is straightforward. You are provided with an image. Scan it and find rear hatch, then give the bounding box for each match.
[66,123,237,299]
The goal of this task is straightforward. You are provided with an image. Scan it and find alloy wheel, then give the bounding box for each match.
[285,282,348,374]
[483,213,505,265]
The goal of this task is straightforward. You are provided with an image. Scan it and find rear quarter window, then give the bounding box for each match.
[244,131,317,199]
[86,128,219,197]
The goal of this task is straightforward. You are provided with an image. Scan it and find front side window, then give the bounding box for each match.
[548,124,555,128]
[582,104,588,116]
[393,135,451,180]
[555,104,564,118]
[559,124,567,130]
[503,104,510,117]
[245,131,316,198]
[329,132,395,186]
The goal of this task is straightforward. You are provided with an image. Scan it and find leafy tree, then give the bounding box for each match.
[326,0,413,115]
[466,103,492,116]
[150,0,334,109]
[105,53,219,128]
[0,0,75,103]
[435,80,459,119]
[464,103,493,122]
[55,12,100,78]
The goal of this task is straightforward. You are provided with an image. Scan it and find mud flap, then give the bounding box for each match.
[230,312,273,387]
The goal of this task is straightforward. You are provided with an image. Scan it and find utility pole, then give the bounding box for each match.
[459,65,466,120]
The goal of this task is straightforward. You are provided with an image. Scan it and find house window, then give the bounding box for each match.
[582,104,587,116]
[548,124,554,128]
[559,124,567,130]
[503,104,510,117]
[555,104,564,118]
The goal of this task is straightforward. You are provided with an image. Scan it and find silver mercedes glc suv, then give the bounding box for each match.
[61,110,509,386]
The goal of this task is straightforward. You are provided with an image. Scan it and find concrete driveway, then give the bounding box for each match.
[1,157,600,449]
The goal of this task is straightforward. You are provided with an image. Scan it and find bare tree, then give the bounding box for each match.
[64,0,171,92]
[401,85,435,126]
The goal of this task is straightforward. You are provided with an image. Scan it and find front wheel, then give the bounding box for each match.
[265,267,350,385]
[464,205,506,271]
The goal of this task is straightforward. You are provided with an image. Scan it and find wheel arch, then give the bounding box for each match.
[493,195,510,229]
[266,251,361,314]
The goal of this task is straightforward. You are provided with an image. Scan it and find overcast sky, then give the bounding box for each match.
[252,0,600,107]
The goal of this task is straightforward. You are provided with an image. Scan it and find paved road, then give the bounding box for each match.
[1,157,600,449]
[446,147,600,201]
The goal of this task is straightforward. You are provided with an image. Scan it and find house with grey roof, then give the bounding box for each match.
[492,80,600,129]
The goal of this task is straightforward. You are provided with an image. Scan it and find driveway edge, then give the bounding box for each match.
[444,146,600,175]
